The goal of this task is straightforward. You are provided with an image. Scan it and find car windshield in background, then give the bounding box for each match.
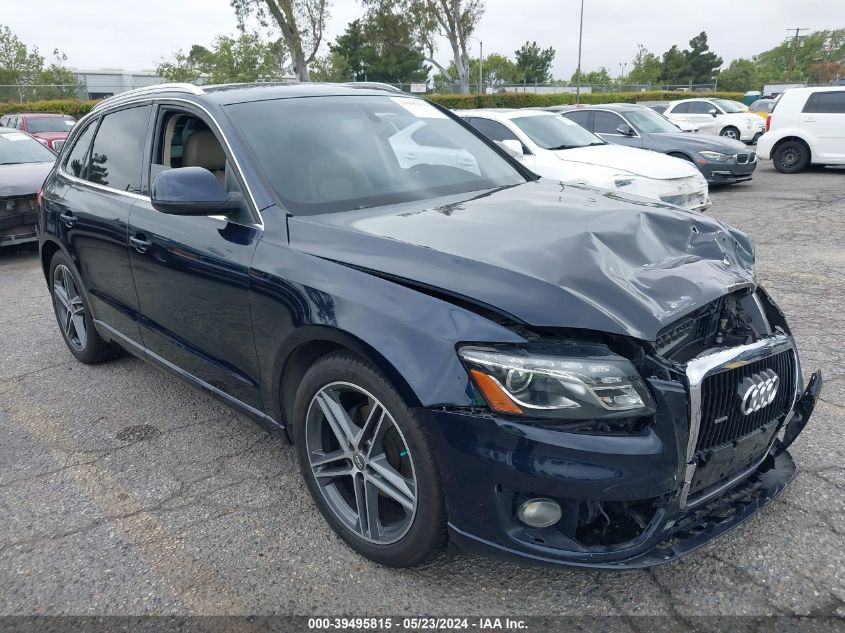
[511,115,603,150]
[226,96,525,215]
[25,118,74,133]
[713,99,746,113]
[0,131,56,164]
[624,108,683,134]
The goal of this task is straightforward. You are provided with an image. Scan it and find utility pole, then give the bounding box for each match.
[786,27,808,82]
[575,0,584,104]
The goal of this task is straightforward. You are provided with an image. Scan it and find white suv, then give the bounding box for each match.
[664,98,766,142]
[756,87,845,173]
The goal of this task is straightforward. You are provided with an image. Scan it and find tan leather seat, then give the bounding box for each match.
[182,130,226,187]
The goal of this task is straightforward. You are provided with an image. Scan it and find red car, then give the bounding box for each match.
[0,112,75,152]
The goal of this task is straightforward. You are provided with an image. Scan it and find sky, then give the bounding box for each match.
[5,0,845,80]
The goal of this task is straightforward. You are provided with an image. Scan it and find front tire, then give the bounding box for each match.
[49,252,121,364]
[772,140,810,173]
[720,126,740,140]
[292,351,447,567]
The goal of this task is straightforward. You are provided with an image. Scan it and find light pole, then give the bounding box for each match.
[575,0,584,104]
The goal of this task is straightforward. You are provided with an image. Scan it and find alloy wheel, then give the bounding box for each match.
[305,381,417,544]
[53,264,87,351]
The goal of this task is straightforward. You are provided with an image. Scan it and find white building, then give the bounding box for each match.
[71,69,167,100]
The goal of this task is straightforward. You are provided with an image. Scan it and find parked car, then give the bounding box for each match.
[756,87,845,173]
[748,99,775,119]
[0,112,75,152]
[559,104,757,184]
[457,108,710,212]
[0,127,56,246]
[545,103,699,132]
[39,83,821,570]
[663,98,766,142]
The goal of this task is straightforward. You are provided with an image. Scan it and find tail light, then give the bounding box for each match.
[765,114,771,132]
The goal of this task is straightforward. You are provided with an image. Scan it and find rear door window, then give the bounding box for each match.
[467,117,520,142]
[562,110,593,130]
[87,105,152,193]
[803,91,845,114]
[63,119,98,178]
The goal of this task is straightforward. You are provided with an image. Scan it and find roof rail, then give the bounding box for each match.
[91,83,204,111]
[342,81,406,94]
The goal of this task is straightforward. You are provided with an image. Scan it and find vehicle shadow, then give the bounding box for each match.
[0,241,39,264]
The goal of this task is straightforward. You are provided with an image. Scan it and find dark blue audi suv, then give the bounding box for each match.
[38,83,821,569]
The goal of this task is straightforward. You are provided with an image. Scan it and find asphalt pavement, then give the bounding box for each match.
[1,162,843,623]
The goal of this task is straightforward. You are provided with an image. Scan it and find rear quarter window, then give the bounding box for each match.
[802,91,845,114]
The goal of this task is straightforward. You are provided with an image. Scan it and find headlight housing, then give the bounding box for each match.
[459,343,656,420]
[699,151,731,162]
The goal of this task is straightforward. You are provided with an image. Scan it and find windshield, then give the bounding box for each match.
[624,108,682,134]
[26,117,74,133]
[713,99,746,114]
[511,115,603,150]
[226,95,525,215]
[0,131,56,164]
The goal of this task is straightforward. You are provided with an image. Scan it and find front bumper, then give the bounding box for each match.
[700,158,757,185]
[428,367,822,569]
[0,210,38,246]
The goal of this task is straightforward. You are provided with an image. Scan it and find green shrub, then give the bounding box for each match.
[0,99,98,119]
[425,90,745,109]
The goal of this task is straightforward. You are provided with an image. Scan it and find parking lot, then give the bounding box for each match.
[1,162,843,620]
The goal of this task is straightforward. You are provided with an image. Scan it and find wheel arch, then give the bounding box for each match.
[772,135,812,161]
[275,325,423,441]
[40,237,63,282]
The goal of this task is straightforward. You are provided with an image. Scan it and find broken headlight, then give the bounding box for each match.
[459,343,656,420]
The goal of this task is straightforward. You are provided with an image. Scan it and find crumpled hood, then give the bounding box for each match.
[0,161,52,197]
[289,179,756,341]
[554,144,699,180]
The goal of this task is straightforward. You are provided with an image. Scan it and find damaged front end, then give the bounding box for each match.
[437,285,822,569]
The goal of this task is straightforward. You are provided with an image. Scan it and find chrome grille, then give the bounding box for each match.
[53,139,65,152]
[695,349,796,453]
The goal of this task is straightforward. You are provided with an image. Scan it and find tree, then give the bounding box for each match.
[685,31,722,84]
[230,0,330,81]
[363,0,485,94]
[807,61,844,84]
[627,44,661,85]
[514,41,554,84]
[433,53,522,91]
[717,58,758,92]
[310,50,353,81]
[157,34,285,84]
[0,25,79,101]
[753,29,845,84]
[571,67,612,85]
[660,45,690,85]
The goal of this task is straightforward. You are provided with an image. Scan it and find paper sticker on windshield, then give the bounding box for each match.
[1,132,29,141]
[390,97,447,119]
[64,120,74,126]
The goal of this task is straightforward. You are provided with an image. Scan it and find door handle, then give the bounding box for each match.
[129,235,151,253]
[59,212,76,227]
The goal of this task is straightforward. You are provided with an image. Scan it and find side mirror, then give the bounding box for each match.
[151,167,238,216]
[616,123,634,136]
[498,139,525,158]
[708,109,718,117]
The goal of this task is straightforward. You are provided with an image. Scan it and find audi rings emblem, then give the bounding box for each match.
[737,369,779,416]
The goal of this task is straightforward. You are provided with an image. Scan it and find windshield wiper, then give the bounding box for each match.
[586,142,606,146]
[547,144,575,150]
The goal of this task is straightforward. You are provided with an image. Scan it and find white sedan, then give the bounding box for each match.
[663,98,766,143]
[456,109,710,213]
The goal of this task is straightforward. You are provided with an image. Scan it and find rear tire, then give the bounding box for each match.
[49,251,121,364]
[292,351,447,567]
[772,140,810,173]
[719,126,740,140]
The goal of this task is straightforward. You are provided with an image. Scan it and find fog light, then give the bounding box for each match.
[517,498,562,528]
